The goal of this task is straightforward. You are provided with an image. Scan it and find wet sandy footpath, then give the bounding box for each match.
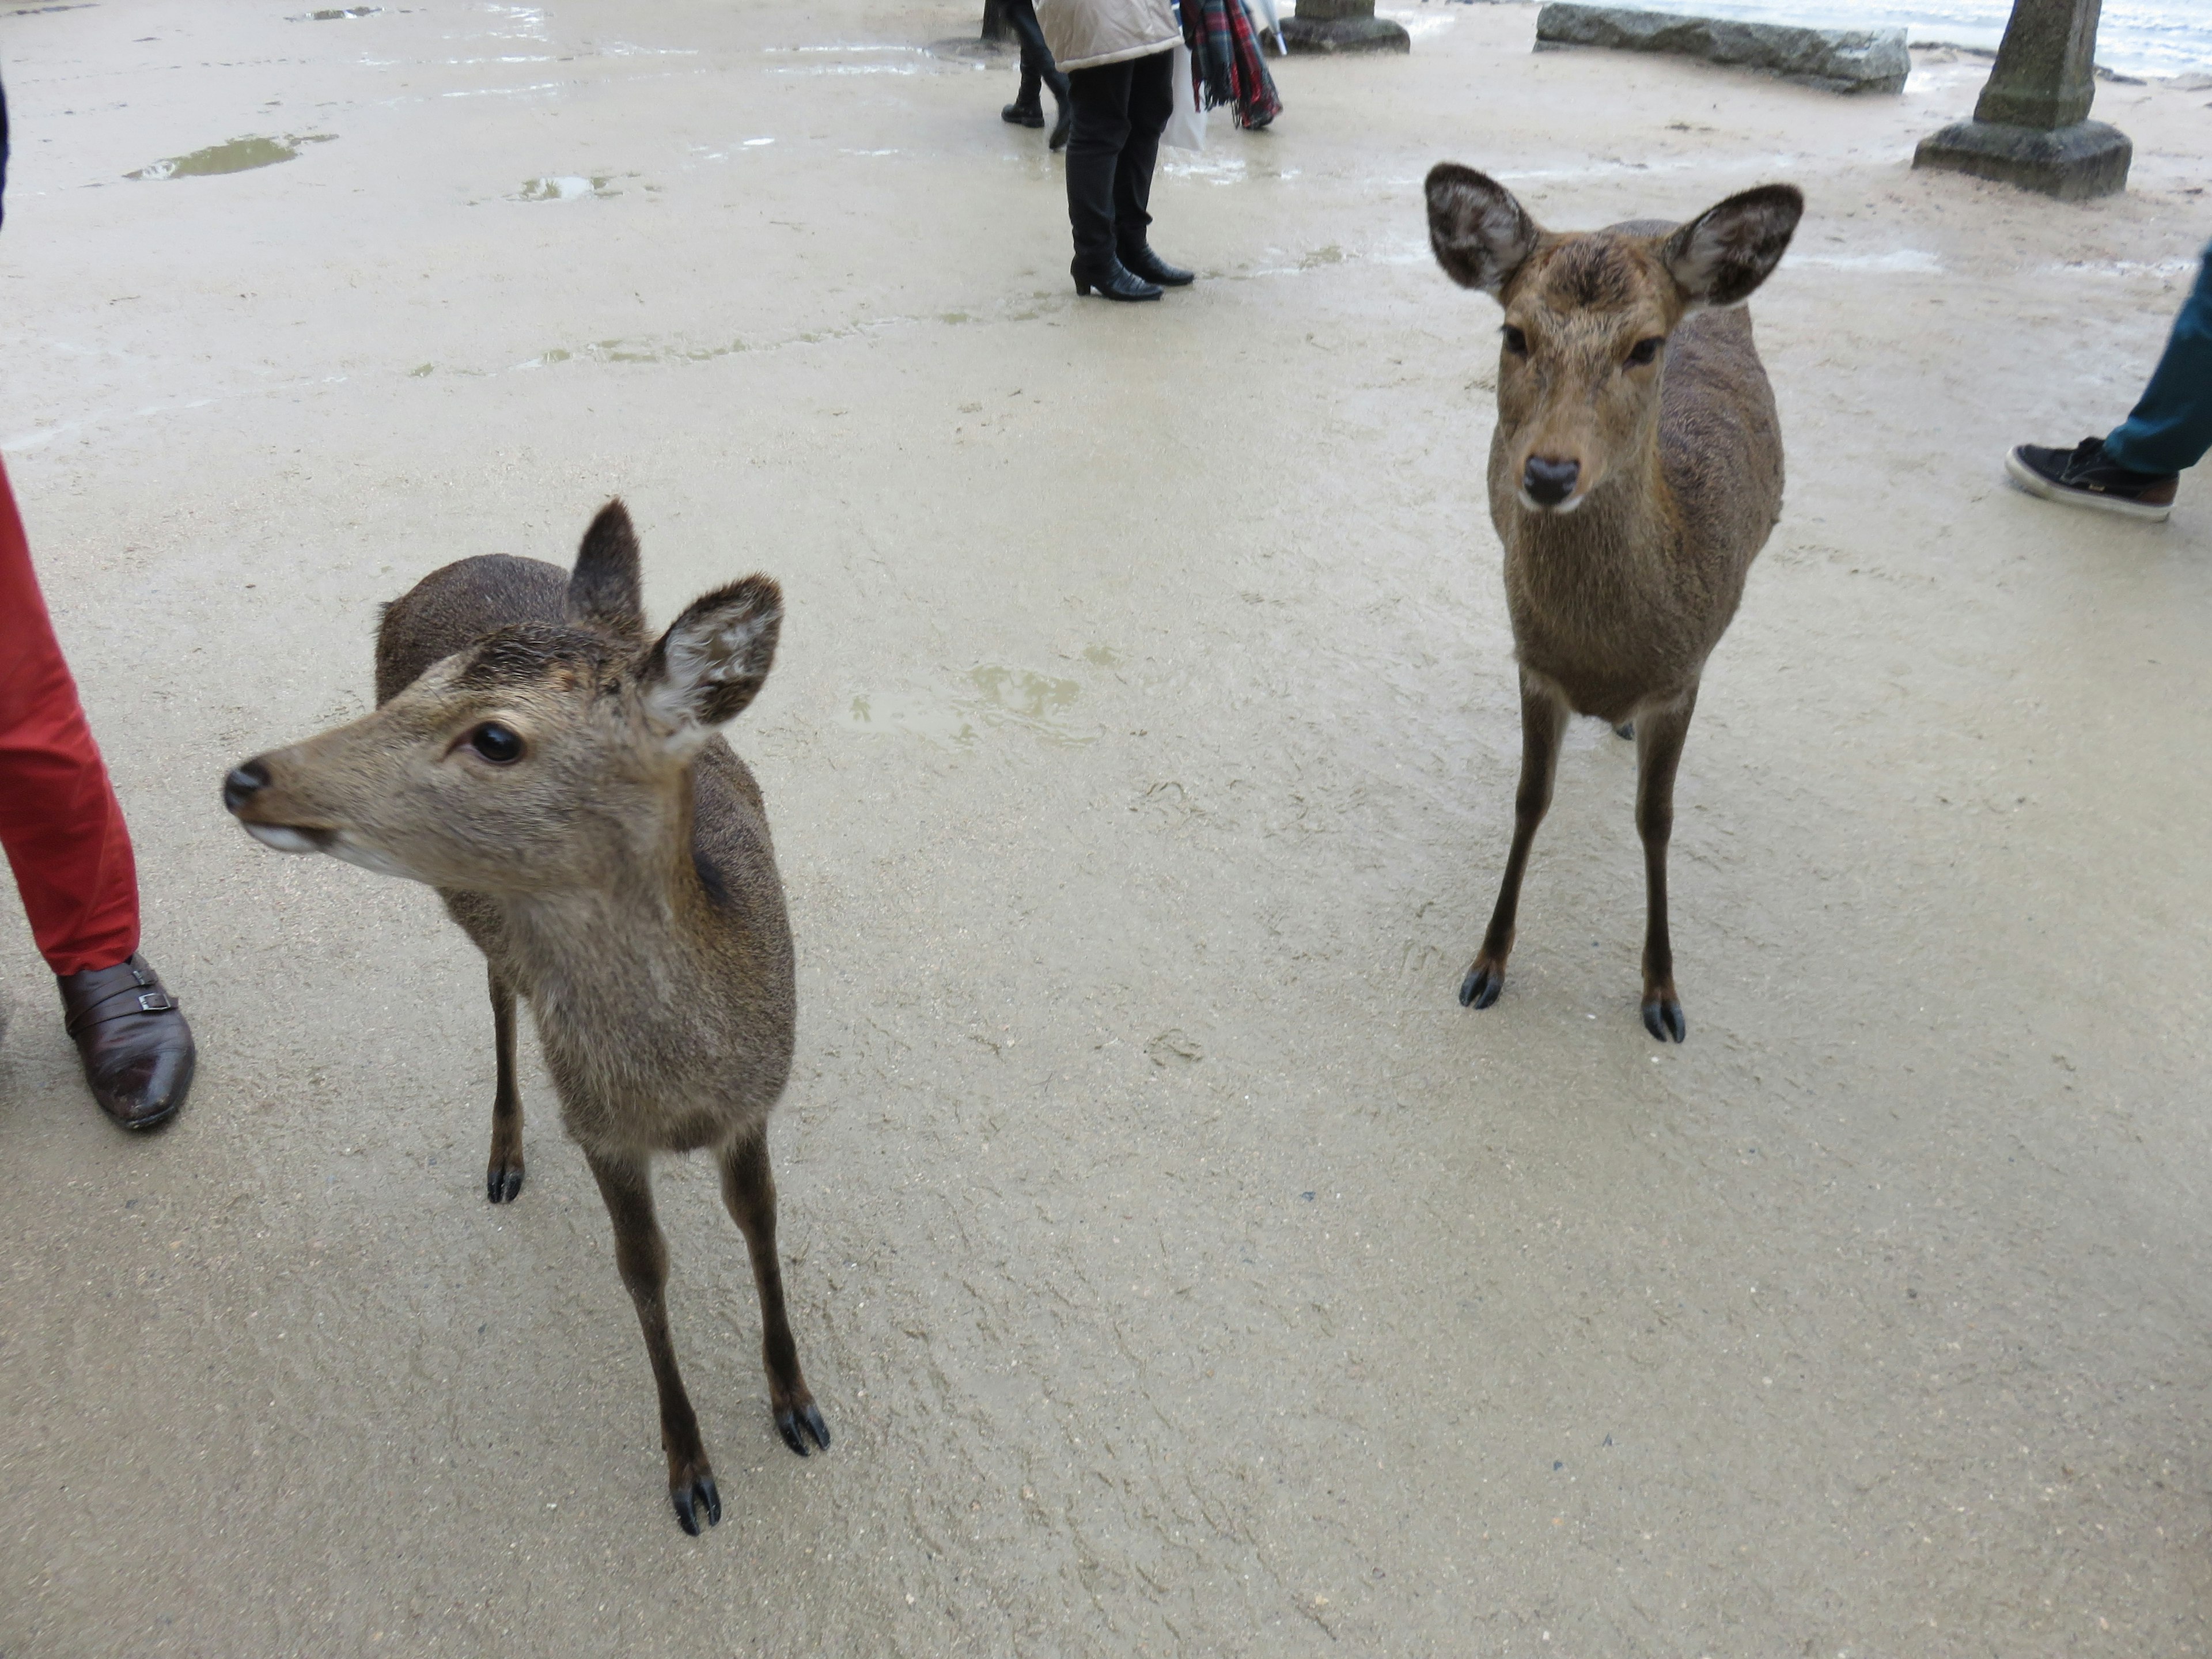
[3,1,2211,1653]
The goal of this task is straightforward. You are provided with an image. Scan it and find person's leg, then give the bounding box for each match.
[1002,0,1070,142]
[0,459,194,1128]
[1066,61,1135,272]
[2103,244,2212,477]
[0,463,139,978]
[2006,244,2208,522]
[1112,50,1172,256]
[1113,50,1194,286]
[1002,0,1043,124]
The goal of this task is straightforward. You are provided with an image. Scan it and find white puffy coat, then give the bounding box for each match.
[1038,0,1181,73]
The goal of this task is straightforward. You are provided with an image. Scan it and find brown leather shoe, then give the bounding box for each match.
[57,953,196,1131]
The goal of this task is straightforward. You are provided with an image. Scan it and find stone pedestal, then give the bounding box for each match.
[1282,0,1410,55]
[1913,0,2130,198]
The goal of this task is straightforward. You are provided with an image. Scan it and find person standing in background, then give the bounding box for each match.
[1039,0,1195,302]
[998,0,1073,152]
[0,73,199,1129]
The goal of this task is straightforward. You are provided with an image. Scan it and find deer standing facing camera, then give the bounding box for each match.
[223,501,828,1533]
[1425,165,1802,1041]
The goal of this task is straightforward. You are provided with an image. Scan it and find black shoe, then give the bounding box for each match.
[1002,101,1044,128]
[1048,96,1073,151]
[2006,437,2177,522]
[1072,257,1161,301]
[1119,244,1194,287]
[58,952,196,1131]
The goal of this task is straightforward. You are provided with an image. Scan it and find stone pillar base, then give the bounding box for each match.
[1281,12,1410,52]
[1913,118,2131,199]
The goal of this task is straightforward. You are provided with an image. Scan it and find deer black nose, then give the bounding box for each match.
[1522,456,1581,506]
[222,760,271,814]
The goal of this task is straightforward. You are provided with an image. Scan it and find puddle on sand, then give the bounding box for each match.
[1792,249,1945,274]
[844,666,1097,748]
[512,175,620,200]
[843,691,980,747]
[127,133,334,180]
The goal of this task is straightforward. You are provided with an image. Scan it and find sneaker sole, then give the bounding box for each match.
[2005,449,2172,522]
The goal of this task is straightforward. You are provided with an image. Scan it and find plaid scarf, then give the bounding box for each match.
[1185,0,1281,130]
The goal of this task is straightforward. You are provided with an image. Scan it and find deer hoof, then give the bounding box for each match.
[777,1401,832,1457]
[1641,995,1686,1043]
[486,1161,525,1204]
[1460,959,1506,1010]
[670,1468,721,1535]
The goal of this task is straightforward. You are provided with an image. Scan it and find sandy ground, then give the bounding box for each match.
[2,1,2210,1653]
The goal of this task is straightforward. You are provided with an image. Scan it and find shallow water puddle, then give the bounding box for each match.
[844,667,1097,748]
[1792,249,1945,274]
[127,134,334,179]
[290,6,380,18]
[512,175,619,201]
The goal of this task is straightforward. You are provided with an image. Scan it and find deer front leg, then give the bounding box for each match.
[719,1130,831,1458]
[485,967,525,1203]
[1461,672,1567,1010]
[1633,688,1698,1043]
[585,1147,719,1535]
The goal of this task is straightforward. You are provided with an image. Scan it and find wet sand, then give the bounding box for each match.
[2,2,2210,1654]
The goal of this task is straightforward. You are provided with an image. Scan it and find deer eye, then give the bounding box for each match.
[465,723,525,764]
[1500,324,1529,357]
[1626,336,1664,367]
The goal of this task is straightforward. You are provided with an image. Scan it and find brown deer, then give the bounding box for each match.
[222,501,828,1533]
[1425,165,1802,1041]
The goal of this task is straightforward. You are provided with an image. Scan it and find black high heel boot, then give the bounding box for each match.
[1071,256,1162,302]
[1119,244,1194,287]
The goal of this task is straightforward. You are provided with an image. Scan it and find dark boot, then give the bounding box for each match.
[1003,63,1044,127]
[1071,255,1161,301]
[58,952,196,1130]
[1118,243,1194,287]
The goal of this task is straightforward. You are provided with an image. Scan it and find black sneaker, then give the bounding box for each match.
[2006,437,2177,522]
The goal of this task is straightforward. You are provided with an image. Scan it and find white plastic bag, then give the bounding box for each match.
[1243,0,1285,54]
[1162,37,1206,151]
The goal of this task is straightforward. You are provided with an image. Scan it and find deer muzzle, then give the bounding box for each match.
[1520,454,1583,512]
[223,756,335,854]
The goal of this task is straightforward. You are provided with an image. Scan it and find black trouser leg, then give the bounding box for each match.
[1066,59,1137,270]
[1113,49,1173,260]
[1003,0,1068,109]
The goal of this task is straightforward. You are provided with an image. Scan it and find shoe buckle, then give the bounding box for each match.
[136,990,175,1014]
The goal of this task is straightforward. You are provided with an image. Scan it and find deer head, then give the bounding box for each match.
[223,501,782,893]
[1426,164,1802,515]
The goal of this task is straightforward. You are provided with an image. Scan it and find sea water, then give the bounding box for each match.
[1630,0,2212,75]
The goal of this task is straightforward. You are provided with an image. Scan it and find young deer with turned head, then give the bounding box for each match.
[1425,165,1802,1041]
[222,501,829,1534]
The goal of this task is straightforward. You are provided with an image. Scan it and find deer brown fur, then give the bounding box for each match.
[1425,164,1803,1041]
[222,501,827,1534]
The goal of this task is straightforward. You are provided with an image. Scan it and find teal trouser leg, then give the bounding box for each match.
[2102,243,2212,477]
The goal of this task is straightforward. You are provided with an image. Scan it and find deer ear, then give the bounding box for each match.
[1662,184,1803,312]
[1426,163,1540,298]
[641,575,782,740]
[568,498,645,641]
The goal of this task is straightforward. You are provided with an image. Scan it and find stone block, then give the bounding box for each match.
[1532,3,1909,93]
[1283,0,1411,54]
[1912,117,2131,199]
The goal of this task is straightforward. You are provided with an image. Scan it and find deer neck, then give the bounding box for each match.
[494,770,721,1016]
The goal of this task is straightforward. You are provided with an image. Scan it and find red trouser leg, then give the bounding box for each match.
[0,457,141,977]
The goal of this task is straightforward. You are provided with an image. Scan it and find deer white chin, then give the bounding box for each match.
[243,821,418,880]
[243,823,325,855]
